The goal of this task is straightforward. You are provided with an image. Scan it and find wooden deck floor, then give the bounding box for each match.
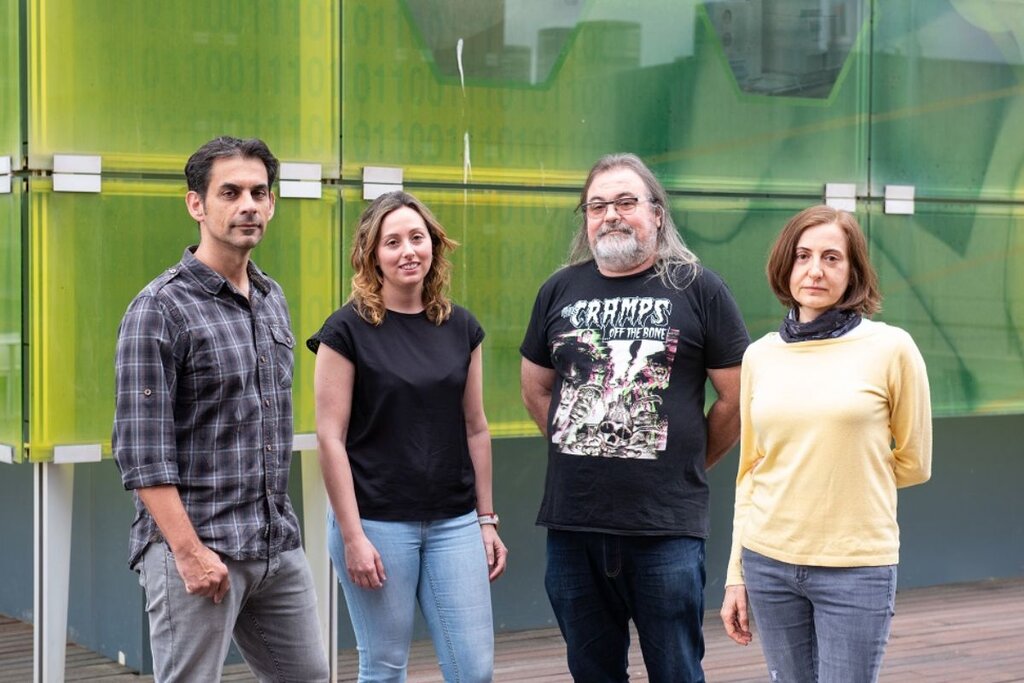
[2,577,1022,681]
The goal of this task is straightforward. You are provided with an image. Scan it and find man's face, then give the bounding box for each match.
[186,156,275,255]
[584,167,661,275]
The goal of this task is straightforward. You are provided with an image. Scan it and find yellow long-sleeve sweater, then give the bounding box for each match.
[726,320,932,586]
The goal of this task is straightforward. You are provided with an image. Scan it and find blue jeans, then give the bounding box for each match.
[138,543,329,682]
[742,548,897,683]
[328,510,493,683]
[545,530,707,683]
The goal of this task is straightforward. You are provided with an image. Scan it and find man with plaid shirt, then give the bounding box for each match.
[113,137,328,682]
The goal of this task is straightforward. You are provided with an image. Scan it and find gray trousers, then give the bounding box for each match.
[139,543,329,683]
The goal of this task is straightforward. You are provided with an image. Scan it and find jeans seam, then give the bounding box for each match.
[424,530,461,682]
[162,545,177,676]
[243,610,286,682]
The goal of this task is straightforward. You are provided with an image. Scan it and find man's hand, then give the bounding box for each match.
[175,543,230,604]
[720,584,753,645]
[136,485,230,603]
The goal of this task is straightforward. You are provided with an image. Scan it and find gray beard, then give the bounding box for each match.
[591,223,655,272]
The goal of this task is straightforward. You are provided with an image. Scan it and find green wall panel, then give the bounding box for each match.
[1,0,19,160]
[28,0,339,175]
[28,179,188,461]
[28,179,338,462]
[871,1,1024,200]
[342,0,869,194]
[869,202,1024,416]
[0,183,21,461]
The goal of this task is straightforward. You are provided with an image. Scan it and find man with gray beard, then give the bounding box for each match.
[520,153,749,682]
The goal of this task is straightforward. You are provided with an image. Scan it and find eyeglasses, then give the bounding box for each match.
[576,196,655,219]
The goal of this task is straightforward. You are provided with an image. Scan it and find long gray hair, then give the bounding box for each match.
[567,153,700,289]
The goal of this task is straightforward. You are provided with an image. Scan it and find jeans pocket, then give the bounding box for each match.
[886,564,898,616]
[139,542,167,614]
[138,557,149,611]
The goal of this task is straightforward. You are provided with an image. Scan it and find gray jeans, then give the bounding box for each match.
[741,548,896,683]
[139,543,329,682]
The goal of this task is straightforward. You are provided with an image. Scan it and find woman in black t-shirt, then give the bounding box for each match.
[308,191,506,682]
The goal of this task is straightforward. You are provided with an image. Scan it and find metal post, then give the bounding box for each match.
[33,462,74,683]
[301,447,338,682]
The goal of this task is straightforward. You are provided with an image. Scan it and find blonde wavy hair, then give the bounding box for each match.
[349,191,458,326]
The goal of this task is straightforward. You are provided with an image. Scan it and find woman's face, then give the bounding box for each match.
[788,222,851,323]
[375,206,433,293]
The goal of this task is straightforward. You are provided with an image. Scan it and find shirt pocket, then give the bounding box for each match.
[270,324,295,388]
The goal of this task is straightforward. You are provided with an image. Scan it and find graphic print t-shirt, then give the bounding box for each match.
[520,262,749,536]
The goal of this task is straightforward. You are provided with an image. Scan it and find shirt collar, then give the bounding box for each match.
[180,246,271,296]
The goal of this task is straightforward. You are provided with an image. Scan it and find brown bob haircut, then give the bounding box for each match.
[766,205,881,316]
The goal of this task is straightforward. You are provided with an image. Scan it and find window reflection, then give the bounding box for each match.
[706,0,863,98]
[402,0,865,96]
[403,0,701,85]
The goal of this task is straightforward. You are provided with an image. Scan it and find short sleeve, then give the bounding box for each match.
[701,272,750,369]
[465,308,485,351]
[306,305,358,361]
[519,277,556,368]
[112,295,181,490]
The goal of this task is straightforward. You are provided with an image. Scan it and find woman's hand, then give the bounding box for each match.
[345,535,386,590]
[721,584,753,645]
[481,524,507,582]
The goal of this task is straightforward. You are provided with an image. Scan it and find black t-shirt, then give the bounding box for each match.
[520,261,749,537]
[307,303,484,521]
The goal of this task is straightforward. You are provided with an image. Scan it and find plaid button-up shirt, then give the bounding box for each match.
[113,247,301,569]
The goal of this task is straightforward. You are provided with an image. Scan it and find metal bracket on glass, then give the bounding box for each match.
[363,166,403,201]
[292,432,317,452]
[0,156,11,194]
[279,162,323,199]
[53,154,102,193]
[0,443,13,464]
[884,185,915,215]
[52,443,103,464]
[824,183,857,212]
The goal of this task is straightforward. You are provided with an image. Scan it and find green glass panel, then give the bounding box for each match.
[342,0,868,193]
[28,0,339,175]
[0,182,22,461]
[0,0,19,160]
[28,179,339,462]
[871,1,1024,200]
[868,201,1024,416]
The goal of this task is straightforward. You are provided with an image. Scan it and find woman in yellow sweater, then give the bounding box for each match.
[720,205,932,681]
